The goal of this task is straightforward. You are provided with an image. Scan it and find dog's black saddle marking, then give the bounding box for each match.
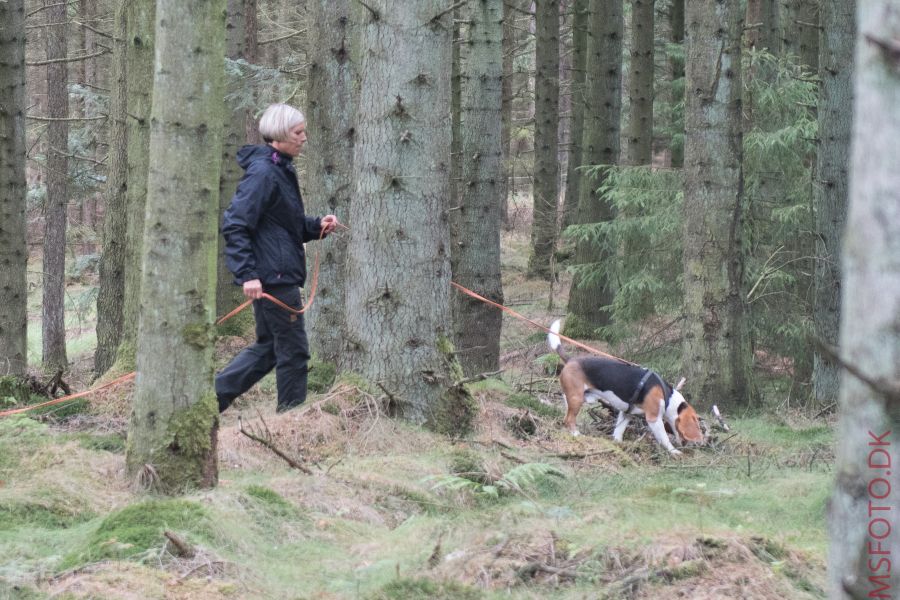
[579,357,672,414]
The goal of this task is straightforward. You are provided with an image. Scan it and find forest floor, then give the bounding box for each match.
[1,211,833,599]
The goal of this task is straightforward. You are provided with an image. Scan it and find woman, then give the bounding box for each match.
[216,103,339,413]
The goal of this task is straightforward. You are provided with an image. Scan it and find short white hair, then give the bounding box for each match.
[258,103,305,143]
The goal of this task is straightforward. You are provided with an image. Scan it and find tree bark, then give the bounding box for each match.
[624,0,654,165]
[115,0,155,372]
[0,0,28,377]
[94,1,128,378]
[451,0,505,376]
[500,0,517,228]
[827,3,900,595]
[527,0,560,280]
[306,0,355,366]
[681,0,751,410]
[564,0,622,338]
[216,0,253,323]
[126,0,226,493]
[561,0,588,229]
[345,0,473,431]
[812,0,854,409]
[42,0,70,372]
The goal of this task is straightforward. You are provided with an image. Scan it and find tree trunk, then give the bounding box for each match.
[561,0,588,229]
[812,0,854,409]
[827,3,900,595]
[216,0,253,324]
[451,0,505,377]
[681,0,751,411]
[306,0,355,366]
[126,0,226,493]
[345,1,474,433]
[94,2,128,378]
[624,0,654,165]
[556,0,571,214]
[0,0,28,377]
[564,0,622,338]
[244,0,259,143]
[500,0,517,227]
[758,0,779,54]
[781,0,818,72]
[669,0,685,168]
[42,0,70,372]
[114,0,155,372]
[527,0,560,280]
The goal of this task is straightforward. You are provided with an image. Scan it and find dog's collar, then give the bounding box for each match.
[625,370,655,412]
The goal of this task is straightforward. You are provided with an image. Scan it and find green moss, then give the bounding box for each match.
[308,355,337,393]
[59,499,210,570]
[561,313,602,340]
[75,432,126,453]
[215,308,254,337]
[426,337,478,437]
[245,485,296,517]
[505,393,562,419]
[181,322,212,350]
[126,392,219,493]
[111,339,137,374]
[0,499,94,530]
[447,448,489,485]
[365,578,481,600]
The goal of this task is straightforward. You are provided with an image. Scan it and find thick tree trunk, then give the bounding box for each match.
[345,1,473,432]
[827,3,900,595]
[758,0,779,54]
[564,0,622,338]
[244,0,259,143]
[216,0,252,323]
[0,0,28,376]
[561,0,588,229]
[451,0,505,377]
[682,0,751,411]
[126,0,226,493]
[115,0,155,372]
[94,3,128,378]
[781,0,819,71]
[669,0,685,168]
[527,0,560,280]
[812,0,854,409]
[306,0,355,366]
[624,0,654,165]
[42,0,70,372]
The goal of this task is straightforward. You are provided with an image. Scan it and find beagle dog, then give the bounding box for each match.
[547,320,703,455]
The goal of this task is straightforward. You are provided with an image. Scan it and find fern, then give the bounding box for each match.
[424,463,566,501]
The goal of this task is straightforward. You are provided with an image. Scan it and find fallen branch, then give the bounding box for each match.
[518,562,579,579]
[456,369,504,386]
[238,416,312,475]
[164,530,195,558]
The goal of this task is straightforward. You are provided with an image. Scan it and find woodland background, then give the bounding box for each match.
[0,0,898,598]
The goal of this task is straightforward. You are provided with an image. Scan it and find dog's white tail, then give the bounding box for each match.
[547,319,569,363]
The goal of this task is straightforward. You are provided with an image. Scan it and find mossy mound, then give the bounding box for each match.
[60,499,211,570]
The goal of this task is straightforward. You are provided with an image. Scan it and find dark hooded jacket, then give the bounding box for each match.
[221,144,323,288]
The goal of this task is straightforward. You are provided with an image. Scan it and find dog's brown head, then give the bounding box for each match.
[671,391,703,444]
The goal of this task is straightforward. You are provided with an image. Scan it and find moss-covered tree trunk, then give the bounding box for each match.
[451,0,505,376]
[527,0,560,280]
[42,0,70,372]
[345,1,474,432]
[216,0,253,326]
[126,0,226,492]
[306,0,356,366]
[94,2,128,378]
[561,0,588,229]
[812,0,854,409]
[0,0,28,377]
[500,0,518,228]
[828,2,900,594]
[669,0,685,168]
[681,0,751,411]
[114,0,155,373]
[564,0,622,338]
[624,0,654,166]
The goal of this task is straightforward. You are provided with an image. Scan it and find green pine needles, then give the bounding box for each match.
[564,50,818,392]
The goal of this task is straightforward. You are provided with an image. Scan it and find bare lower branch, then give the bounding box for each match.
[813,338,900,405]
[430,0,468,23]
[27,48,109,66]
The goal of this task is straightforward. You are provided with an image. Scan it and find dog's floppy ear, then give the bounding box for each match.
[676,405,703,443]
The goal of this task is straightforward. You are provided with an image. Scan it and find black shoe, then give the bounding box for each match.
[275,402,302,414]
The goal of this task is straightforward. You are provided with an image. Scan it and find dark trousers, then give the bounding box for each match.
[215,286,310,413]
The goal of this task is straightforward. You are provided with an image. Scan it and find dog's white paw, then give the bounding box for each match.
[571,430,580,437]
[669,448,683,457]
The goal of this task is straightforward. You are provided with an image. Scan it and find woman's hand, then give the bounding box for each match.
[243,279,263,300]
[321,214,340,234]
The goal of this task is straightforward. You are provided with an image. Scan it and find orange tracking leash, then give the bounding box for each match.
[1,224,630,418]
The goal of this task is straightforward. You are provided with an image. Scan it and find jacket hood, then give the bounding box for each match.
[236,144,291,170]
